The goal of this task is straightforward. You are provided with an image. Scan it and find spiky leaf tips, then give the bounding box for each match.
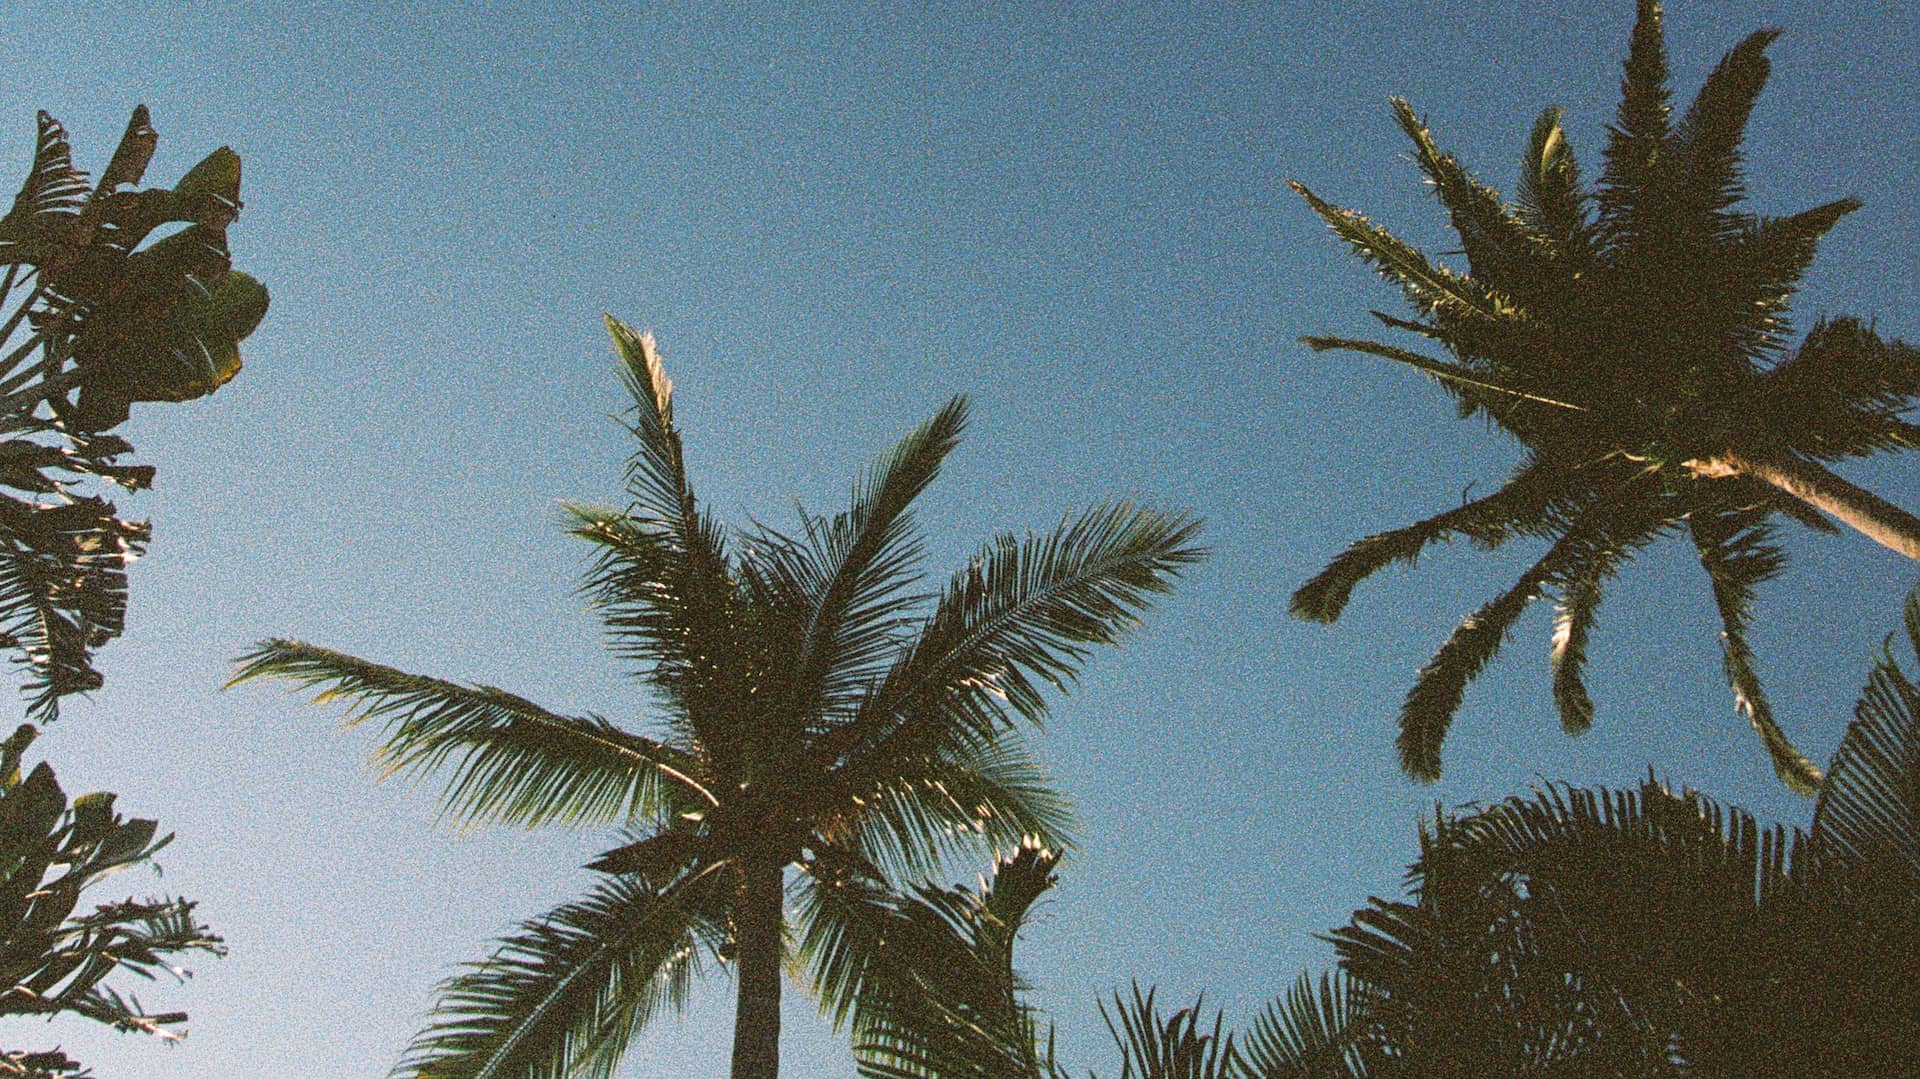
[0,726,224,1069]
[231,318,1201,1079]
[1291,1,1920,788]
[0,108,268,719]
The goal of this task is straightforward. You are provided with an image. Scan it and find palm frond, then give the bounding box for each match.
[758,396,967,720]
[394,871,721,1079]
[1299,336,1581,412]
[1238,971,1372,1079]
[1548,565,1604,735]
[1292,457,1569,623]
[848,733,1072,883]
[0,496,146,721]
[1670,29,1779,223]
[1687,514,1821,793]
[1598,0,1673,246]
[1390,99,1537,278]
[823,502,1200,790]
[1288,182,1524,331]
[4,113,89,227]
[1514,107,1588,253]
[227,640,710,827]
[1808,587,1920,884]
[1399,521,1599,782]
[1752,319,1920,461]
[1093,983,1238,1079]
[801,843,1059,1079]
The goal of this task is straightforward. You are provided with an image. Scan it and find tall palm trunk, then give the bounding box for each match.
[1690,448,1920,561]
[730,858,784,1079]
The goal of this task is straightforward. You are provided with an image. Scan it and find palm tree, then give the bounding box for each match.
[230,317,1202,1079]
[0,106,268,718]
[1289,0,1920,790]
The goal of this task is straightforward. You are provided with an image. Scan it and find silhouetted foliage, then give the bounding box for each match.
[0,725,223,1067]
[232,318,1201,1079]
[0,106,267,719]
[1291,0,1920,789]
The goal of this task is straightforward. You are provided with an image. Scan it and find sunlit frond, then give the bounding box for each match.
[228,640,709,827]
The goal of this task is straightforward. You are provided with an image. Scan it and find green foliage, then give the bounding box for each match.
[0,107,268,719]
[1290,1,1920,786]
[232,319,1201,1079]
[0,724,223,1067]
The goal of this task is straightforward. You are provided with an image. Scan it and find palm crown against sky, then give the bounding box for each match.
[1291,0,1920,792]
[231,318,1200,1079]
[8,2,1918,1075]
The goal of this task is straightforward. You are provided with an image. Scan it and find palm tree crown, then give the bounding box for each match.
[1291,0,1920,790]
[230,317,1202,1079]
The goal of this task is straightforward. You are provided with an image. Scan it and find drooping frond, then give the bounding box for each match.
[1399,519,1604,782]
[1548,564,1604,735]
[1687,514,1821,793]
[394,872,721,1079]
[228,640,710,827]
[1292,457,1570,623]
[0,496,145,720]
[1238,971,1373,1079]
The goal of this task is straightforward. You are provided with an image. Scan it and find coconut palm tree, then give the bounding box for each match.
[0,106,268,718]
[1289,0,1920,790]
[230,317,1202,1079]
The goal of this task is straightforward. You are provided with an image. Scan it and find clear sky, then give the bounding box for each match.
[4,1,1918,1075]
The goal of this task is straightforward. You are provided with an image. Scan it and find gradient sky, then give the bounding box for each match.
[5,2,1918,1075]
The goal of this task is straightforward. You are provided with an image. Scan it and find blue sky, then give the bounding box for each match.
[5,1,1918,1074]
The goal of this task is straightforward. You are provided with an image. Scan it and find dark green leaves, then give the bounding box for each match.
[1290,4,1919,787]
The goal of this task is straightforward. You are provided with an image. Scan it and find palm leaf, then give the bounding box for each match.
[1291,457,1570,623]
[1597,0,1673,247]
[1687,514,1821,793]
[1238,971,1372,1079]
[1093,984,1238,1079]
[822,502,1200,793]
[1670,29,1778,224]
[1807,587,1920,883]
[1514,107,1588,254]
[1299,336,1581,412]
[1288,183,1524,331]
[394,871,722,1079]
[227,640,711,827]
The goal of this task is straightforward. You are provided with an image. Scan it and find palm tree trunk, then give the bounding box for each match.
[1691,448,1920,561]
[730,858,784,1079]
